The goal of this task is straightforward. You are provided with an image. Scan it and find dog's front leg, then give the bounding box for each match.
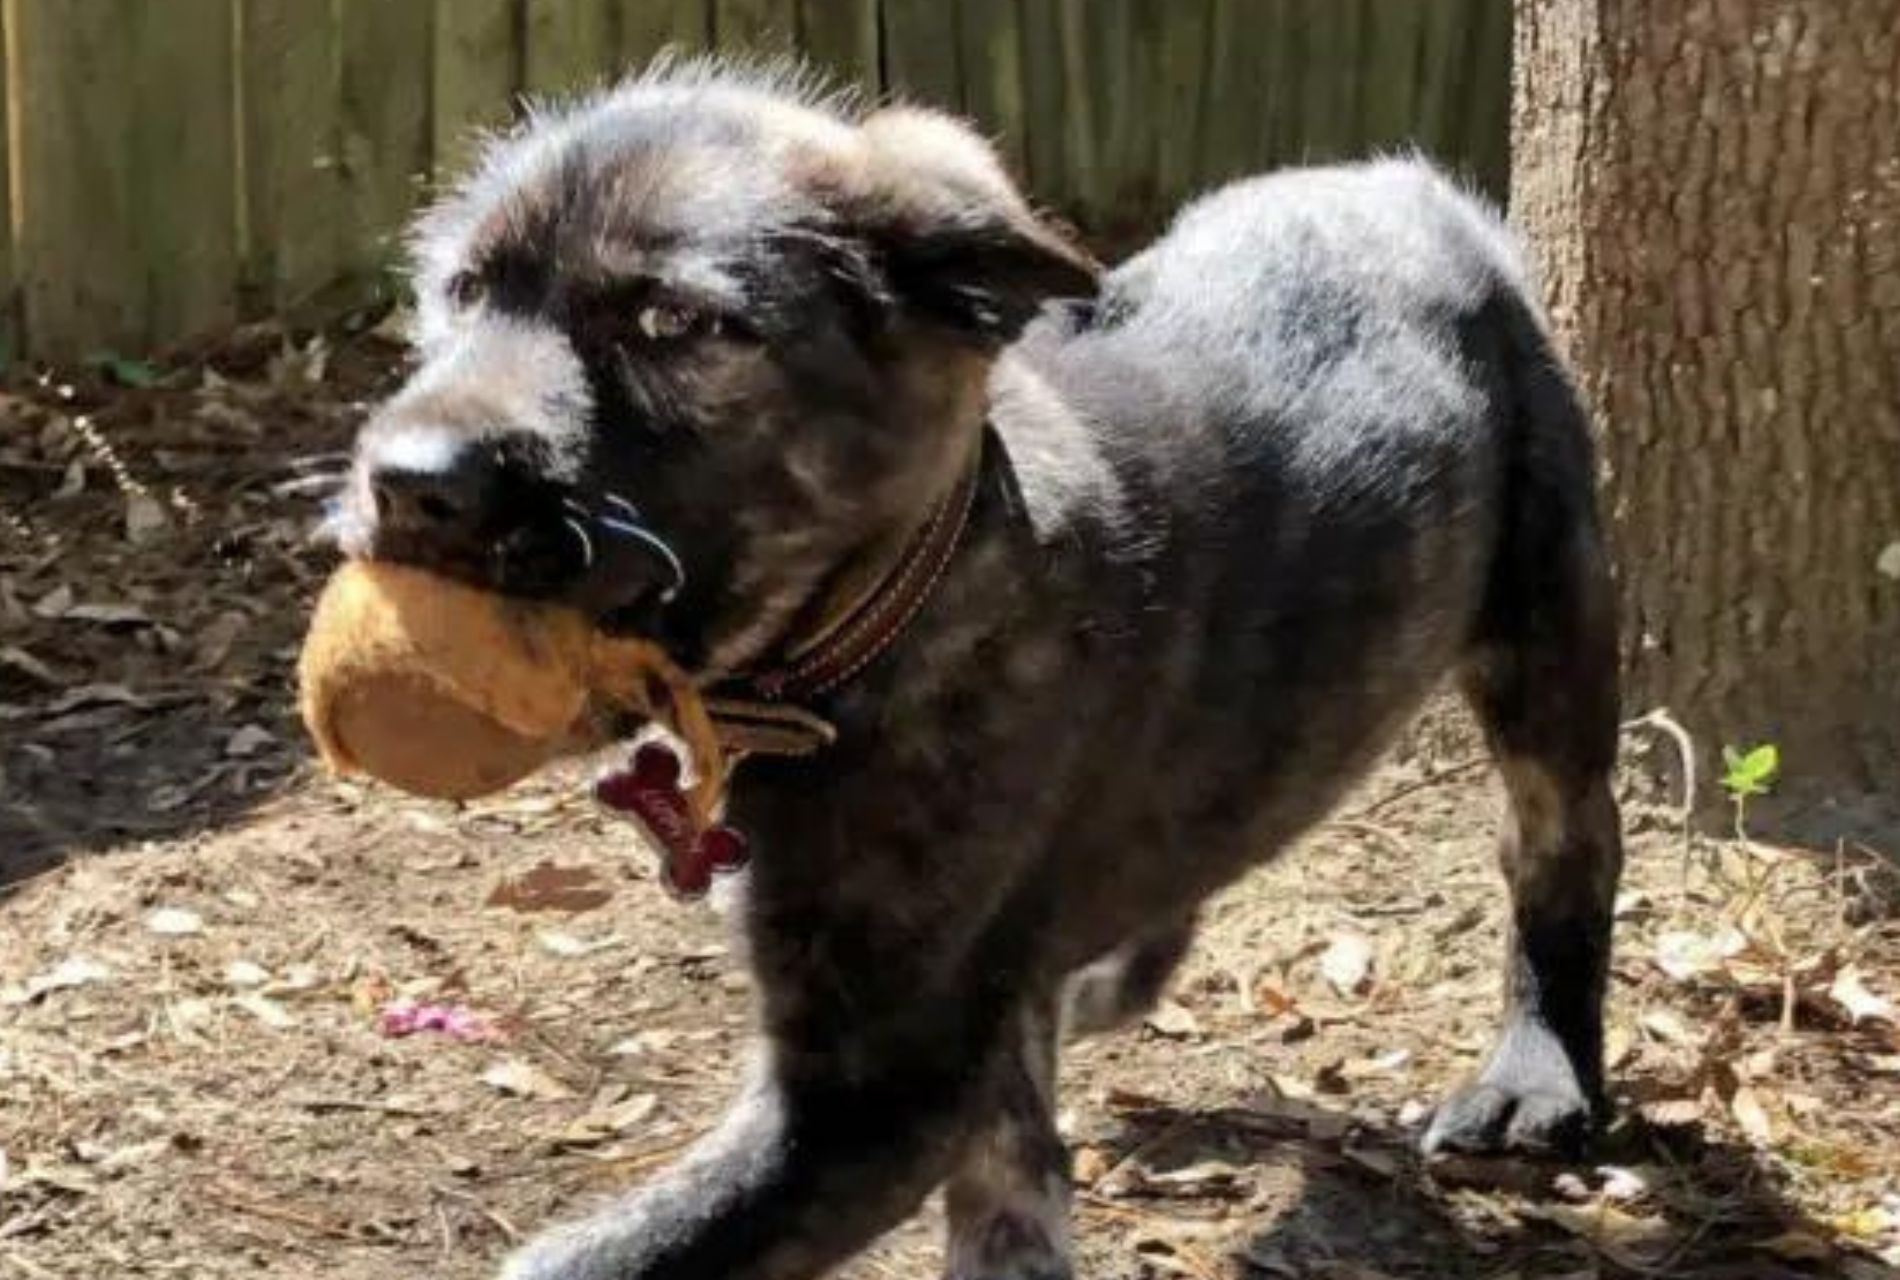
[501,1023,1003,1280]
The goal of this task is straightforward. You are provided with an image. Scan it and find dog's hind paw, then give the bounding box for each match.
[1421,1079,1595,1158]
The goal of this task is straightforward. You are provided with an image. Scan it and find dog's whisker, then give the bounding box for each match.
[563,515,598,571]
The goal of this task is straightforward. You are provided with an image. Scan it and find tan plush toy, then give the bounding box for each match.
[297,561,724,817]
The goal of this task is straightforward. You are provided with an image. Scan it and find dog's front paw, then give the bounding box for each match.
[1420,1026,1601,1158]
[498,1225,607,1280]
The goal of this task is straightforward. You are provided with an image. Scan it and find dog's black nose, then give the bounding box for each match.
[358,432,579,597]
[370,461,487,543]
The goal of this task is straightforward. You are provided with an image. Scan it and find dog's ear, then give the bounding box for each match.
[842,107,1099,343]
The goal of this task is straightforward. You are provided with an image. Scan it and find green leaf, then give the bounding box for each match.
[84,352,162,388]
[1721,742,1781,799]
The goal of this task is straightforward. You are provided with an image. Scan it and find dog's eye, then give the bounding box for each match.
[634,303,719,343]
[447,271,486,310]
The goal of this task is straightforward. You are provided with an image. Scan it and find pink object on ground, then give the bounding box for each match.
[379,998,500,1042]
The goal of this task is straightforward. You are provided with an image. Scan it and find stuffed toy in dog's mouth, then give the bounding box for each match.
[297,560,750,895]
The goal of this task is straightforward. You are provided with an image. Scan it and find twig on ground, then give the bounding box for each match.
[1623,708,1697,893]
[1075,1194,1227,1280]
[200,1183,360,1241]
[431,1185,521,1244]
[1326,818,1414,858]
[1351,757,1490,819]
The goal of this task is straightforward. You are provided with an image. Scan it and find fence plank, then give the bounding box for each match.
[1358,0,1423,153]
[435,0,521,179]
[713,0,797,57]
[339,0,433,283]
[0,6,15,364]
[798,0,878,93]
[958,0,1028,179]
[1018,0,1071,207]
[884,0,962,109]
[1296,0,1363,163]
[1152,0,1211,208]
[14,0,238,358]
[525,0,616,95]
[1462,0,1511,197]
[242,0,350,316]
[1085,0,1134,226]
[1197,0,1271,186]
[1055,0,1105,222]
[618,0,713,72]
[1414,0,1475,167]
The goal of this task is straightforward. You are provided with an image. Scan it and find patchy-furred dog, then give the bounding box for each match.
[332,62,1624,1280]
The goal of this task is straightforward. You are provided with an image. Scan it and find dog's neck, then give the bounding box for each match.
[705,429,986,752]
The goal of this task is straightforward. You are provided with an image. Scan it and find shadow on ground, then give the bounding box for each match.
[1080,1096,1894,1279]
[0,325,404,891]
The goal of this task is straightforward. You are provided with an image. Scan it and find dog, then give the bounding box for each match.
[330,62,1624,1280]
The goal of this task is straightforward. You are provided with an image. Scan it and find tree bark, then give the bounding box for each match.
[1512,0,1900,829]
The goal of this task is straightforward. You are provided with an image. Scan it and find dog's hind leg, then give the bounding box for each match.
[1422,306,1625,1159]
[1060,914,1196,1039]
[944,993,1072,1280]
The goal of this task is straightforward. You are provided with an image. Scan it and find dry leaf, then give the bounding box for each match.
[1320,933,1374,996]
[64,601,153,627]
[547,1093,658,1148]
[124,493,170,544]
[224,724,275,758]
[1340,1048,1412,1079]
[536,930,619,958]
[1730,1085,1774,1145]
[486,863,614,915]
[1072,1145,1115,1187]
[1639,1007,1700,1048]
[608,1029,680,1057]
[1254,981,1299,1017]
[145,907,205,937]
[481,1058,575,1102]
[2,955,112,1005]
[1828,966,1895,1025]
[1523,1202,1680,1269]
[1831,1206,1895,1240]
[1144,999,1202,1039]
[32,584,73,618]
[1638,1096,1705,1128]
[225,960,270,989]
[1344,1147,1402,1179]
[1596,1165,1652,1203]
[233,993,296,1029]
[1754,1231,1834,1262]
[1654,927,1748,982]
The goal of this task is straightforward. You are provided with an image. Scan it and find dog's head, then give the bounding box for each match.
[331,62,1096,675]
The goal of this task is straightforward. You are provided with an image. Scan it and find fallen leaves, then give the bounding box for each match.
[2,955,113,1005]
[1143,998,1202,1039]
[546,1092,659,1150]
[480,1058,575,1102]
[485,863,614,915]
[143,906,205,937]
[1829,965,1896,1026]
[1319,933,1374,997]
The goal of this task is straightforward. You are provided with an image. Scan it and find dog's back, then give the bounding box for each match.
[989,160,1566,938]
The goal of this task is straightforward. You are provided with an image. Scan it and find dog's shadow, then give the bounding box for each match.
[1075,1098,1887,1278]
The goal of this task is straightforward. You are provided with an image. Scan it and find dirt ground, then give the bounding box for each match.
[3,329,1898,1280]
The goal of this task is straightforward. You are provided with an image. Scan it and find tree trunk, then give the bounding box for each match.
[1512,0,1900,832]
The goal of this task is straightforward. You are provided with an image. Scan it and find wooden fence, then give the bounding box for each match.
[0,0,1510,362]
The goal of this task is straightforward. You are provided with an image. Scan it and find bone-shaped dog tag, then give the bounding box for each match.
[594,741,749,900]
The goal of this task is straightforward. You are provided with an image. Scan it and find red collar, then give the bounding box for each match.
[705,441,983,757]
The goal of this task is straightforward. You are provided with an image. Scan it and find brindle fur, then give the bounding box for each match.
[334,62,1624,1280]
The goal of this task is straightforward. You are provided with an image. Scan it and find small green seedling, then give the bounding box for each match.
[1721,742,1780,851]
[1721,743,1780,801]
